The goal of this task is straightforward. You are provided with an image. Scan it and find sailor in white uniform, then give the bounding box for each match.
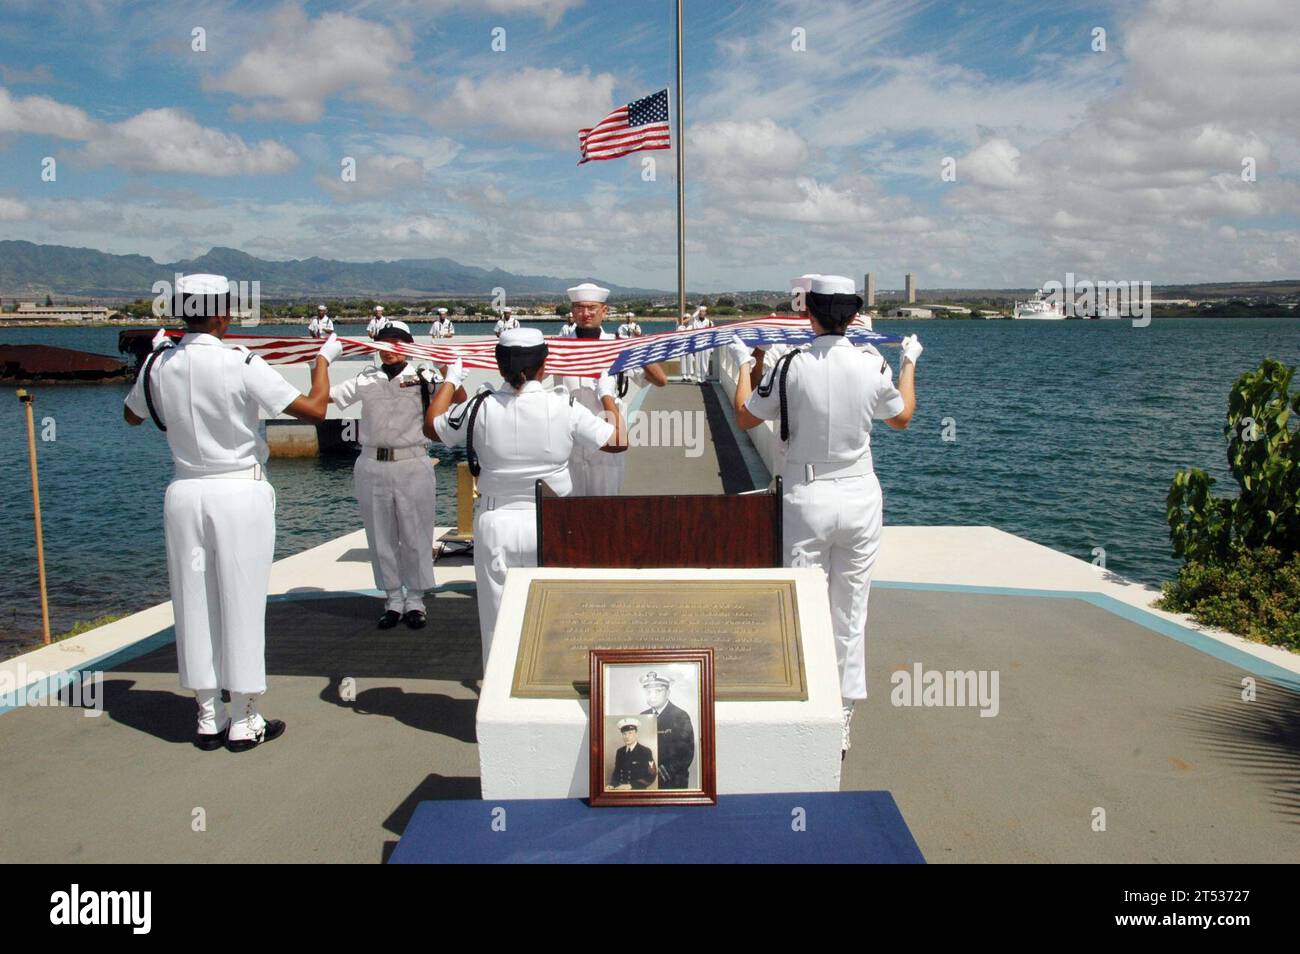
[123,273,339,752]
[331,321,465,629]
[307,304,334,339]
[677,312,695,382]
[558,282,667,495]
[748,274,820,391]
[493,308,521,337]
[424,328,627,664]
[728,274,921,756]
[366,305,387,339]
[430,307,454,340]
[616,315,642,338]
[559,316,577,337]
[690,306,714,381]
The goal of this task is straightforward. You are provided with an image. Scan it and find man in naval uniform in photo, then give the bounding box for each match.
[557,282,667,496]
[609,717,657,791]
[367,304,387,339]
[308,304,334,339]
[728,274,920,755]
[430,307,454,340]
[424,328,627,666]
[123,273,339,752]
[639,670,694,789]
[559,314,577,337]
[330,321,466,630]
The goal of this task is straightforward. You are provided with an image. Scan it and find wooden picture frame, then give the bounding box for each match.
[588,648,716,807]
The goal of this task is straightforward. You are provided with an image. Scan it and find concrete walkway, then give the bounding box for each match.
[1,375,1297,862]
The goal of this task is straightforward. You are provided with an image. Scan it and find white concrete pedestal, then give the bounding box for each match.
[477,567,843,799]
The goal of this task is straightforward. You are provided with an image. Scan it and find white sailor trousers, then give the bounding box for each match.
[163,477,276,694]
[353,455,437,595]
[472,502,537,668]
[568,445,625,496]
[782,471,884,701]
[680,349,696,381]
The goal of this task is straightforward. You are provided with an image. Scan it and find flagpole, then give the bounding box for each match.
[16,389,51,645]
[675,0,685,322]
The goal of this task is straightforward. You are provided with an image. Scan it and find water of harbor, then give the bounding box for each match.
[2,316,1298,653]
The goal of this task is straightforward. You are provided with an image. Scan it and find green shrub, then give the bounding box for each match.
[1158,547,1300,650]
[1163,359,1300,648]
[1167,359,1300,562]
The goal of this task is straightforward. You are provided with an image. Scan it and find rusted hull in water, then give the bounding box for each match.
[0,344,129,383]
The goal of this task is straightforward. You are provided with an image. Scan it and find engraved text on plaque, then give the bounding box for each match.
[511,579,806,701]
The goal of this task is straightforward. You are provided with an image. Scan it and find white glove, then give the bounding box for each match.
[726,334,755,368]
[595,374,618,400]
[900,334,922,366]
[417,363,442,386]
[445,356,467,388]
[317,332,343,365]
[151,328,171,350]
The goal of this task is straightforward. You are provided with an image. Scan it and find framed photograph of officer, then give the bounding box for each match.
[589,648,716,807]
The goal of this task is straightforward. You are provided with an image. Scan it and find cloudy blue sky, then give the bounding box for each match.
[1,0,1296,292]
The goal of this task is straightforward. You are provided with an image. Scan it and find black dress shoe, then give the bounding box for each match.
[403,609,427,630]
[226,719,286,753]
[377,610,402,629]
[194,725,228,751]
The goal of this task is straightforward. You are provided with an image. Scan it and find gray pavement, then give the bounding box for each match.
[622,379,762,495]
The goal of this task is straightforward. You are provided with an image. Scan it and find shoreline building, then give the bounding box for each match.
[863,273,876,308]
[9,302,113,322]
[904,273,917,304]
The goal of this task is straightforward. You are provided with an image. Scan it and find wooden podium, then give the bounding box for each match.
[535,479,782,568]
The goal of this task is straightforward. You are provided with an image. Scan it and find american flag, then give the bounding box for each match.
[579,88,672,164]
[185,316,899,379]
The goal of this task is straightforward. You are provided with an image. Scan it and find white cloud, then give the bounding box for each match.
[960,138,1027,190]
[206,7,420,123]
[935,0,1300,283]
[316,153,427,201]
[689,119,809,181]
[312,134,463,201]
[0,196,30,220]
[378,215,463,245]
[0,86,97,139]
[408,0,584,27]
[1,85,298,177]
[82,109,298,176]
[435,68,615,143]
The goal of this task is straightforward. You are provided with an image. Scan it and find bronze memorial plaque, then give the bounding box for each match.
[511,579,806,701]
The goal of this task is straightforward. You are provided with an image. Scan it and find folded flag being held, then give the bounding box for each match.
[160,315,901,379]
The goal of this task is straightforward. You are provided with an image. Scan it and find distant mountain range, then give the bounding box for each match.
[0,241,667,300]
[2,240,1296,304]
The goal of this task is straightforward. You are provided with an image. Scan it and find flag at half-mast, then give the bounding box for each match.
[578,88,671,164]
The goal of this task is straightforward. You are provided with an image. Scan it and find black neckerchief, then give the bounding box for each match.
[381,361,407,380]
[574,325,603,340]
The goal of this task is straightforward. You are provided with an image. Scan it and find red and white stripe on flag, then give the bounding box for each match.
[579,88,671,164]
